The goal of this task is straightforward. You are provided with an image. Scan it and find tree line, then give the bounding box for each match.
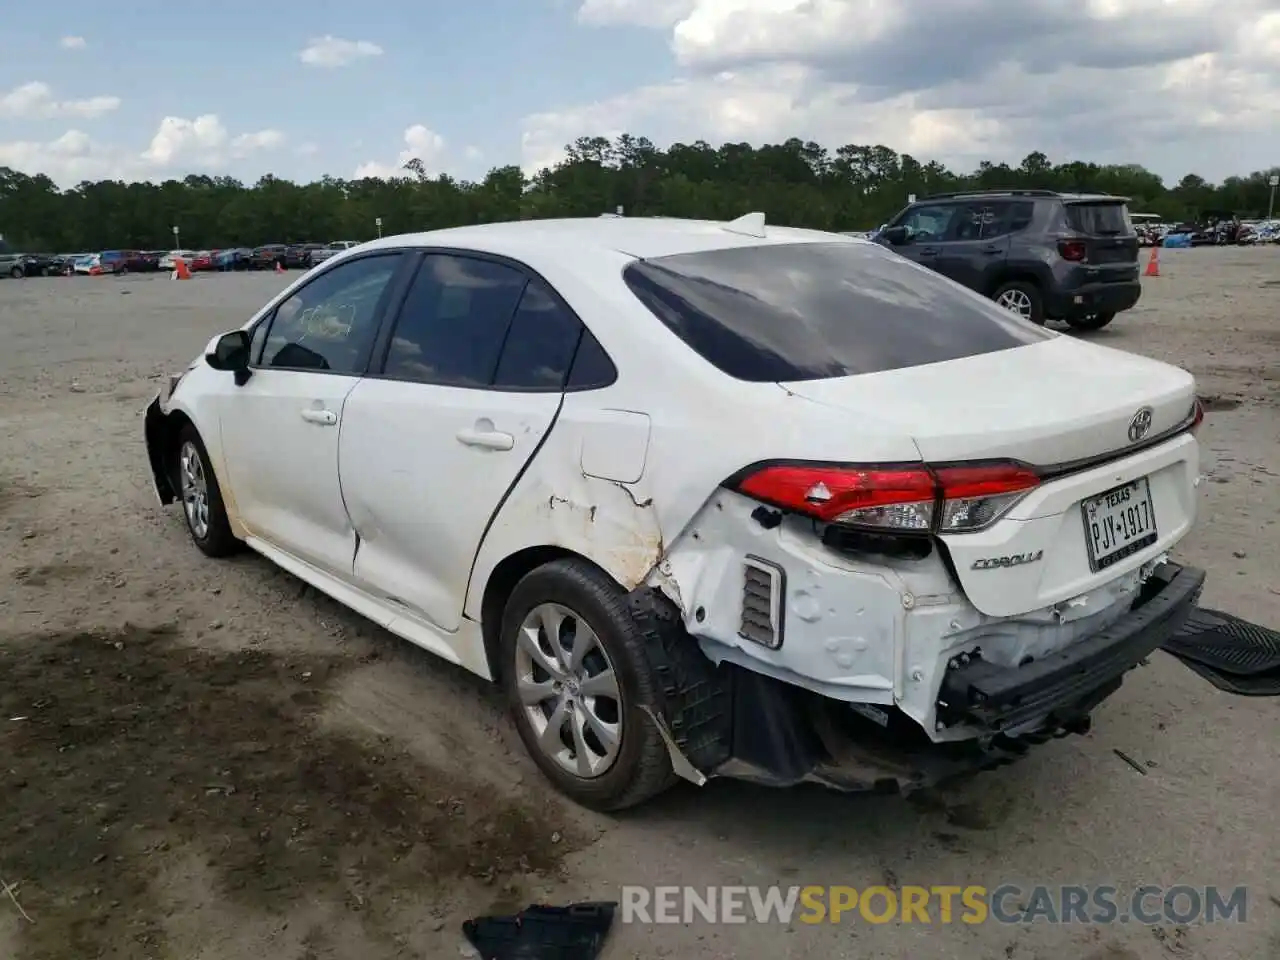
[1,135,1277,252]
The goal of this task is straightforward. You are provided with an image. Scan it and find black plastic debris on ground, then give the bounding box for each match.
[463,901,616,960]
[1162,607,1280,696]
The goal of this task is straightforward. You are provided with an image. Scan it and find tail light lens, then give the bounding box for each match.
[1058,239,1087,261]
[729,461,1040,534]
[1189,397,1204,433]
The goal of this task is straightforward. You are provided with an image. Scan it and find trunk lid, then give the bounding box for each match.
[779,337,1195,466]
[779,338,1200,617]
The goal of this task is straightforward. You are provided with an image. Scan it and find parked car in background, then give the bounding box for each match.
[159,250,198,270]
[286,243,325,269]
[72,254,105,275]
[215,247,253,270]
[0,252,56,277]
[251,244,289,270]
[308,240,360,267]
[191,251,215,271]
[877,189,1141,330]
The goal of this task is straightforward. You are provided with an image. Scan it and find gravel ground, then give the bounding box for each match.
[0,250,1277,960]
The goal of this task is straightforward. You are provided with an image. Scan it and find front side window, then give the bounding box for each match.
[624,241,1054,383]
[257,253,402,374]
[895,204,957,242]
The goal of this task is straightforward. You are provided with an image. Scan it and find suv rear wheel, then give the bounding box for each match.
[992,280,1045,325]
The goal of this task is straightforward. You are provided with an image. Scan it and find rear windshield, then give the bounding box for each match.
[622,241,1053,383]
[1065,202,1132,235]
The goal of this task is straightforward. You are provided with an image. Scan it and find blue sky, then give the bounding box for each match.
[2,0,1278,187]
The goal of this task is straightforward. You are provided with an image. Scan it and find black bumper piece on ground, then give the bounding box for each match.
[1161,607,1280,696]
[937,562,1205,732]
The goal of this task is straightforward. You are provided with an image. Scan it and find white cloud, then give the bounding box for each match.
[0,114,286,185]
[299,35,384,68]
[59,36,87,50]
[0,81,120,120]
[544,0,1280,181]
[354,123,448,179]
[142,114,285,167]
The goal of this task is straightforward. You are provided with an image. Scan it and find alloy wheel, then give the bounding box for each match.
[179,441,210,539]
[995,288,1034,319]
[514,602,623,779]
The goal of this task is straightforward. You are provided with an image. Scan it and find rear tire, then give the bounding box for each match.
[991,280,1045,325]
[175,425,240,558]
[499,559,678,811]
[1066,312,1115,331]
[9,265,23,279]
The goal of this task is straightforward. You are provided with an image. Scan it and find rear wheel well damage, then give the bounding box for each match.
[478,547,734,782]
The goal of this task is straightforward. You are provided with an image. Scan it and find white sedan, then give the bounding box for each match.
[144,213,1209,811]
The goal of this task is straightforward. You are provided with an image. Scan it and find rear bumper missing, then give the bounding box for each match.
[936,561,1204,733]
[692,562,1208,795]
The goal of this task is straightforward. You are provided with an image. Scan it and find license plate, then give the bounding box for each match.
[1081,478,1158,572]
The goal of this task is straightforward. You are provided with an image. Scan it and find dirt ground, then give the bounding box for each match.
[0,249,1277,960]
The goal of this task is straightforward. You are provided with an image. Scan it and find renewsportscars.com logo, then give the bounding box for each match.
[620,885,1249,926]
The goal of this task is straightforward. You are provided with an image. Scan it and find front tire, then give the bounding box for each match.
[10,265,23,279]
[175,425,240,558]
[499,559,677,811]
[1066,312,1115,331]
[992,280,1045,325]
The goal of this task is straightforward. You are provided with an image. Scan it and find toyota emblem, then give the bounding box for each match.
[1128,406,1154,443]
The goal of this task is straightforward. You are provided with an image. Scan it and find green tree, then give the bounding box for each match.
[0,137,1273,251]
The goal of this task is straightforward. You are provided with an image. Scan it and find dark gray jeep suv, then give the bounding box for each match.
[875,189,1141,330]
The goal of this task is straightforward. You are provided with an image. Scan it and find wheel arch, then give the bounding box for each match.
[477,545,620,680]
[985,264,1050,297]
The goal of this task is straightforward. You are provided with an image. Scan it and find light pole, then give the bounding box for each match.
[375,216,382,239]
[172,224,180,249]
[1269,174,1278,220]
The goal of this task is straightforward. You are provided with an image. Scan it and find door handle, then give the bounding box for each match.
[920,246,941,255]
[981,245,1003,255]
[457,427,514,451]
[300,408,338,425]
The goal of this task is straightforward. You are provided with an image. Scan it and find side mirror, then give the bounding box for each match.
[206,330,252,385]
[880,225,909,245]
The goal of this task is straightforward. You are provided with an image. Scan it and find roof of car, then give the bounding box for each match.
[365,216,864,261]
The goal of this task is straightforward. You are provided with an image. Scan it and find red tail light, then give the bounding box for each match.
[1058,239,1087,262]
[1189,397,1204,433]
[729,461,1040,534]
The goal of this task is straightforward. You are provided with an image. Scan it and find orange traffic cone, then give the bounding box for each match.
[274,260,285,274]
[1143,245,1160,278]
[172,258,192,280]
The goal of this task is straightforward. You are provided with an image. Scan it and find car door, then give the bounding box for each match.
[882,203,958,274]
[218,251,408,577]
[933,201,1012,290]
[339,252,585,633]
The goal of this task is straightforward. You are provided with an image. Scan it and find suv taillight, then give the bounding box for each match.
[728,461,1041,534]
[1058,239,1087,261]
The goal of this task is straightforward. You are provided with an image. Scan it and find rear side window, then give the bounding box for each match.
[623,241,1053,383]
[1065,202,1132,235]
[492,278,584,390]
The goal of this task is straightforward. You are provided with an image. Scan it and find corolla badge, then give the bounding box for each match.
[1128,406,1154,443]
[971,550,1044,571]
